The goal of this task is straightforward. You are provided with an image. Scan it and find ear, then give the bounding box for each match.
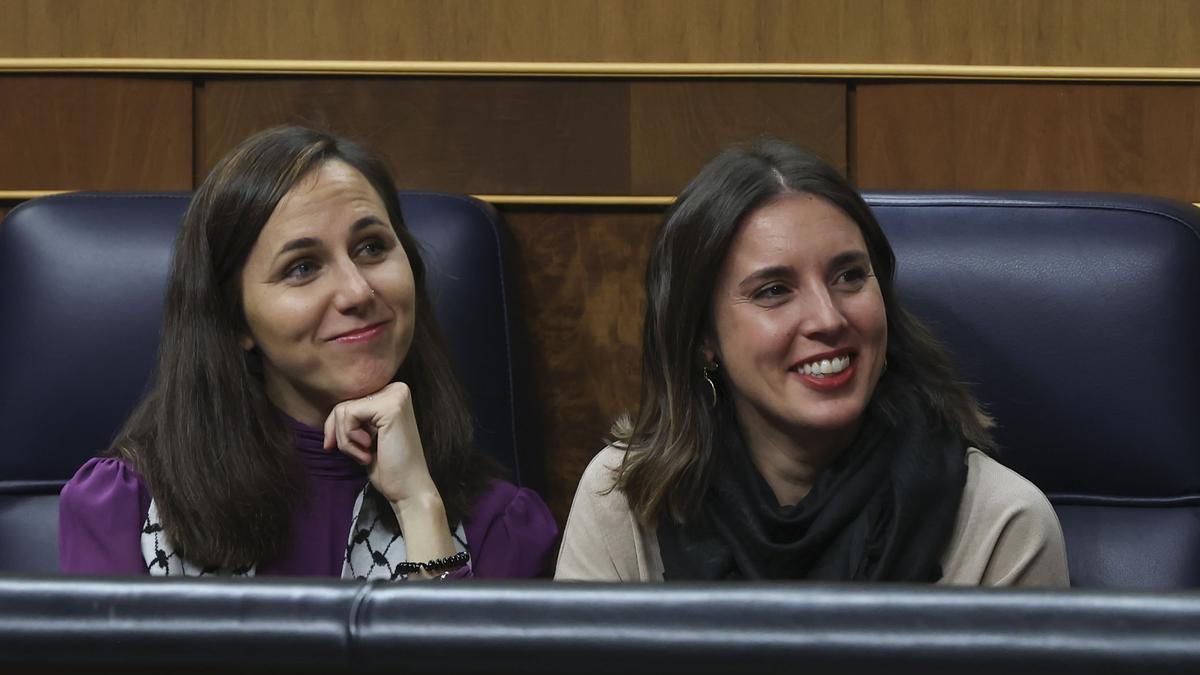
[699,340,718,368]
[239,333,256,352]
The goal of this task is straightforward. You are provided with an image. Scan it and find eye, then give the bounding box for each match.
[751,283,792,305]
[284,259,319,280]
[354,237,391,260]
[833,266,872,289]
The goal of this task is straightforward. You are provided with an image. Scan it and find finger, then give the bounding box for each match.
[341,446,373,465]
[335,406,354,455]
[334,406,373,465]
[348,428,373,452]
[323,408,337,451]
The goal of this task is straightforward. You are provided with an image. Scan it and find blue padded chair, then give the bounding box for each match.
[0,191,541,574]
[868,192,1200,589]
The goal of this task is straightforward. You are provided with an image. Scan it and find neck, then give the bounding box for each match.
[732,400,860,507]
[264,381,333,429]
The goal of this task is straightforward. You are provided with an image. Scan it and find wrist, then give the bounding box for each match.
[389,489,446,526]
[380,470,439,505]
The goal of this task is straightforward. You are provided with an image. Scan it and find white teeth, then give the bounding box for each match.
[799,355,851,377]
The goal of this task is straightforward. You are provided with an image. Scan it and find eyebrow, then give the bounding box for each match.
[831,250,870,269]
[738,265,795,291]
[272,216,389,260]
[350,215,387,233]
[736,250,871,289]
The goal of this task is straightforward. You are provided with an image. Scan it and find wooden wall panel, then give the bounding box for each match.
[504,208,660,523]
[196,78,631,195]
[630,81,845,195]
[854,83,1200,202]
[4,0,1200,67]
[0,77,193,190]
[197,79,845,197]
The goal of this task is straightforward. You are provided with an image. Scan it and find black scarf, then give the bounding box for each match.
[657,393,967,581]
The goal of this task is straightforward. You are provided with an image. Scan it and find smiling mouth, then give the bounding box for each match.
[792,354,853,378]
[329,321,389,343]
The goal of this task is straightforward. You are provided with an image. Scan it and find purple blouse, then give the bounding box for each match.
[58,419,558,578]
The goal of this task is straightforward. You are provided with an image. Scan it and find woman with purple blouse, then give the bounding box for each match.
[59,126,557,579]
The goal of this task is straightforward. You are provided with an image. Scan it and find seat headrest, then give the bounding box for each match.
[868,192,1200,504]
[0,191,540,492]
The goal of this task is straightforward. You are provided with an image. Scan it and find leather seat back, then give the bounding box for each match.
[869,192,1200,588]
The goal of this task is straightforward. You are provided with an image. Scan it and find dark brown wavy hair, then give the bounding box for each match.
[111,126,497,569]
[613,138,994,526]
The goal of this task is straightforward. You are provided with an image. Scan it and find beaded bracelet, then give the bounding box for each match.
[395,550,471,578]
[421,550,470,572]
[394,561,424,575]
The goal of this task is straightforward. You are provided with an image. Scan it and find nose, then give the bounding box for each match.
[797,284,848,339]
[331,260,374,313]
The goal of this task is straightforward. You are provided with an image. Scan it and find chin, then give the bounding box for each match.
[336,366,400,399]
[794,400,870,433]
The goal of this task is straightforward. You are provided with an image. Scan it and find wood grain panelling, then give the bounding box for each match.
[196,79,631,195]
[5,0,1200,67]
[0,77,193,190]
[854,83,1200,202]
[504,208,660,523]
[198,79,846,197]
[630,81,845,195]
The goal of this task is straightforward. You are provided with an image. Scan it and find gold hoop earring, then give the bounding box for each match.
[703,363,718,408]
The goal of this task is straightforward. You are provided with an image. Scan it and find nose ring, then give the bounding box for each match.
[369,289,376,297]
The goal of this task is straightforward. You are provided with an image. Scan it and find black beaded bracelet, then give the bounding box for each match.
[421,550,470,572]
[394,561,423,575]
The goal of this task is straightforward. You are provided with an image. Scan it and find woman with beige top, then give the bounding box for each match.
[556,139,1068,585]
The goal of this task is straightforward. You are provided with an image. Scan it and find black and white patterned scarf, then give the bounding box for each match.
[140,485,467,579]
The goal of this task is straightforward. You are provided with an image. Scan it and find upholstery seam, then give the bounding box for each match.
[865,195,1200,245]
[345,579,375,670]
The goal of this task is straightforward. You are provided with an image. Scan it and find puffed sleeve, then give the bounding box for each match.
[462,480,559,579]
[58,457,150,575]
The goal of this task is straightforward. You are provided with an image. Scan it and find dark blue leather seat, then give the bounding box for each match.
[0,191,541,574]
[868,192,1200,589]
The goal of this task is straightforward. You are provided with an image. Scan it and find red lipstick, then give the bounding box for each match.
[796,361,856,391]
[790,351,856,392]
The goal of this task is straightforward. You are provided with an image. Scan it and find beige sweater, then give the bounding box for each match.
[556,446,1070,586]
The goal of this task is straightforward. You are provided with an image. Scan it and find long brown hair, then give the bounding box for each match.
[112,126,497,568]
[614,138,994,526]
